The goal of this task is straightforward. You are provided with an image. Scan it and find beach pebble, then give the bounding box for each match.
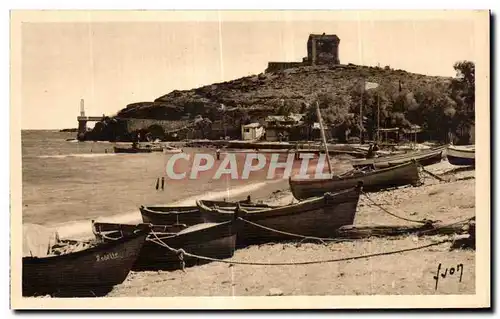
[267,288,284,296]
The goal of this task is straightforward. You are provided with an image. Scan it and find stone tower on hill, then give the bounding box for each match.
[306,33,340,65]
[266,33,341,73]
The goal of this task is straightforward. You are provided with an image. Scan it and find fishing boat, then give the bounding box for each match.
[196,186,362,247]
[289,161,420,200]
[351,145,446,169]
[92,219,239,270]
[446,145,475,166]
[140,205,204,226]
[163,145,183,154]
[113,143,164,154]
[139,198,254,226]
[22,224,149,297]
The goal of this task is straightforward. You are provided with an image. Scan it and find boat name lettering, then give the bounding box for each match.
[95,252,120,262]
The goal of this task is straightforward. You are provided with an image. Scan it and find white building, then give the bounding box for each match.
[241,123,265,141]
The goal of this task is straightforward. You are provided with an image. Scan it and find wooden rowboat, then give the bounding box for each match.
[163,145,183,154]
[196,186,362,247]
[351,145,446,169]
[139,198,254,226]
[114,144,164,153]
[447,145,475,166]
[93,220,239,270]
[289,161,420,200]
[22,224,149,297]
[140,205,204,226]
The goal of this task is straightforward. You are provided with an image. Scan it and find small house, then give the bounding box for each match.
[241,123,265,141]
[264,114,305,142]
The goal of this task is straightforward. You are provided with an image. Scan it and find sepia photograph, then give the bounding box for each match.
[10,9,490,309]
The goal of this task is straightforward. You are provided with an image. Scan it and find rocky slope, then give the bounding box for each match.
[115,64,452,121]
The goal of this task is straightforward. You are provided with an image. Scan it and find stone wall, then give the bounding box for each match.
[265,62,306,73]
[121,118,190,133]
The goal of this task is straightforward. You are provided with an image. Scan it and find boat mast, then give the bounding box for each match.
[377,91,380,143]
[360,78,364,145]
[315,101,333,175]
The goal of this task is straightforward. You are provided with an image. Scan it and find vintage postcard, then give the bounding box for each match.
[10,10,490,309]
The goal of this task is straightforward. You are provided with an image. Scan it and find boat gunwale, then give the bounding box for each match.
[140,205,200,215]
[94,220,238,243]
[23,226,149,264]
[352,145,447,166]
[289,161,418,185]
[197,187,362,220]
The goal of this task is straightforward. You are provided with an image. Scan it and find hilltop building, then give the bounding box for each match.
[266,33,340,73]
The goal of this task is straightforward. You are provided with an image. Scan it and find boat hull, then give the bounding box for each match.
[352,146,446,169]
[289,161,420,200]
[94,220,239,271]
[22,229,148,296]
[113,146,163,153]
[447,145,475,166]
[198,187,361,247]
[140,199,256,226]
[140,205,204,226]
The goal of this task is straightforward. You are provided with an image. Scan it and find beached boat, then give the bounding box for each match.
[139,198,254,226]
[351,145,446,169]
[22,225,149,296]
[140,205,204,226]
[93,220,239,270]
[113,143,164,153]
[196,186,362,247]
[289,161,420,200]
[163,145,183,154]
[447,145,475,166]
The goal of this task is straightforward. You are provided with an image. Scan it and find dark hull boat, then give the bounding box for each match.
[446,145,475,166]
[289,161,420,200]
[352,145,446,169]
[196,186,362,247]
[113,144,164,153]
[93,220,239,271]
[22,225,149,297]
[139,198,254,226]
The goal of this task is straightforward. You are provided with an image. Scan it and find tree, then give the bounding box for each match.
[451,61,475,111]
[449,61,475,143]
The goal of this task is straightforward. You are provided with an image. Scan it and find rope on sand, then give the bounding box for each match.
[417,163,448,182]
[145,215,473,268]
[360,190,437,225]
[146,234,452,267]
[237,218,344,244]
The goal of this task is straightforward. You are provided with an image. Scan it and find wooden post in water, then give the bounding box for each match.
[315,101,333,176]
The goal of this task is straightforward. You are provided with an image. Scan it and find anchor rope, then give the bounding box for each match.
[360,190,436,225]
[146,232,452,266]
[236,217,343,244]
[417,163,448,182]
[145,215,474,268]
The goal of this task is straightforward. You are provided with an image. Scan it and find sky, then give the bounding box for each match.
[18,13,480,129]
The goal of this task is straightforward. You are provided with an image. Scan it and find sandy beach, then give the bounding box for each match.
[107,161,475,296]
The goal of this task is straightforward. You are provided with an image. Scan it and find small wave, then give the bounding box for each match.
[37,153,117,159]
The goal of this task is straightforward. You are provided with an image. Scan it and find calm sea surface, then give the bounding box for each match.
[20,130,351,238]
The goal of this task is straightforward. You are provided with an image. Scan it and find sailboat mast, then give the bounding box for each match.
[360,78,364,144]
[315,101,333,175]
[377,92,380,143]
